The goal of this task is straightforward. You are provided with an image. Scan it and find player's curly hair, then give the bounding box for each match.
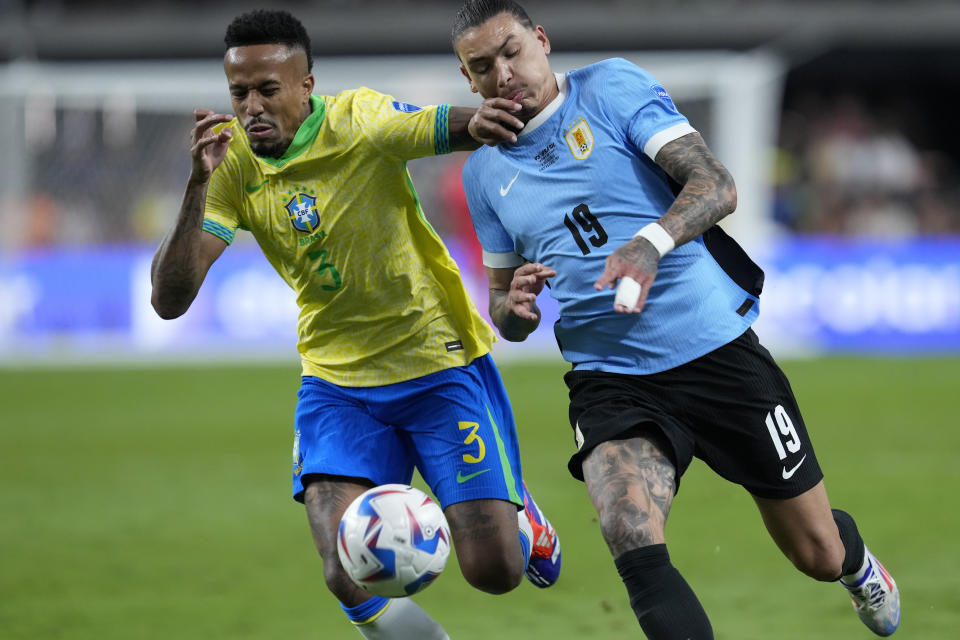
[451,0,534,47]
[224,9,313,72]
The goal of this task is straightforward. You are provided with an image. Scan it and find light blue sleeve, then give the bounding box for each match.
[462,153,517,258]
[597,58,695,159]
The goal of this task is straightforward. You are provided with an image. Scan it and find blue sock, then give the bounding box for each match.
[340,596,448,639]
[341,596,390,624]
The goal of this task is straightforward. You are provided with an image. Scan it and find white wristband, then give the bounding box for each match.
[633,222,675,258]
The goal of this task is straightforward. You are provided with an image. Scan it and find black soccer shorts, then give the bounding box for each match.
[564,328,823,499]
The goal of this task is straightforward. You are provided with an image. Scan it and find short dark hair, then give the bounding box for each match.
[224,9,313,72]
[451,0,534,46]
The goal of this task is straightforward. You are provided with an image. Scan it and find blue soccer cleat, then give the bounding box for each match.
[520,481,561,588]
[841,546,901,636]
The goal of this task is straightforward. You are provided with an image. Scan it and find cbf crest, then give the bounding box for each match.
[285,193,321,233]
[564,117,594,160]
[292,429,303,476]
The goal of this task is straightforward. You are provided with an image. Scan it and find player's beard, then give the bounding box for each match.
[249,138,290,158]
[245,117,290,159]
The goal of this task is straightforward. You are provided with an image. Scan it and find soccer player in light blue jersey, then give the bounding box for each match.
[452,1,900,638]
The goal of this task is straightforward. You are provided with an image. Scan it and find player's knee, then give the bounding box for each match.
[598,509,665,555]
[321,555,368,604]
[458,546,524,594]
[322,565,354,601]
[789,537,845,582]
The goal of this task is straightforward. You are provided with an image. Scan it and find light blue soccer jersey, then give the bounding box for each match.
[463,58,762,375]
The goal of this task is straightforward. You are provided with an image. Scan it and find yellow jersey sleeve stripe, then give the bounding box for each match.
[202,218,236,245]
[433,104,451,155]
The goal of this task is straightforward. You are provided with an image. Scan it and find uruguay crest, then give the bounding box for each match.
[285,193,320,233]
[564,117,594,160]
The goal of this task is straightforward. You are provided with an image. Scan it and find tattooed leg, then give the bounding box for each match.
[582,435,677,556]
[303,476,373,606]
[305,477,451,638]
[583,436,714,639]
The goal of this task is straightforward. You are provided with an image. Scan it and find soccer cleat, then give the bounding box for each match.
[520,481,561,588]
[841,546,901,636]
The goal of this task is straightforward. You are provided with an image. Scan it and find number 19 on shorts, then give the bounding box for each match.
[765,404,800,460]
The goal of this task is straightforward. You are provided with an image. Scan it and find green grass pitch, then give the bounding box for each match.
[1,356,957,639]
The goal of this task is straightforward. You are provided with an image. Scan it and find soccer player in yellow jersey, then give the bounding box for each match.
[150,9,560,639]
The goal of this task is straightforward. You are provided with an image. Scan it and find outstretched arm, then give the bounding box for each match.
[486,263,556,342]
[594,132,737,313]
[449,100,526,150]
[150,110,233,319]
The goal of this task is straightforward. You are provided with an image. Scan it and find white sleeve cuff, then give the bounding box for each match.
[482,250,525,269]
[643,123,697,160]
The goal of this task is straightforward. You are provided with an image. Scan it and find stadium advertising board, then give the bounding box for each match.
[1,237,958,364]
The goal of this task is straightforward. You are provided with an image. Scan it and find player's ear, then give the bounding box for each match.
[459,64,478,93]
[535,25,551,55]
[302,73,315,100]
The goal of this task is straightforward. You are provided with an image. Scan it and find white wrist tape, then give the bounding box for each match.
[633,222,675,258]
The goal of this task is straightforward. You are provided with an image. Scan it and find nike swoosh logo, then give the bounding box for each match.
[782,454,807,480]
[245,179,268,193]
[499,170,520,197]
[456,468,491,483]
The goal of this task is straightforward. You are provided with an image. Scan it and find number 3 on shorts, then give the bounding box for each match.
[458,421,486,464]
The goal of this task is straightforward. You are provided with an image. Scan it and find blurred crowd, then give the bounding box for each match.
[3,88,960,253]
[3,111,191,250]
[773,92,960,236]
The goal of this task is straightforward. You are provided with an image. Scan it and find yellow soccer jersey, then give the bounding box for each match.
[202,90,494,386]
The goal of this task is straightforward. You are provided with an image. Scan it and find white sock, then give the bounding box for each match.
[343,596,448,640]
[518,507,533,567]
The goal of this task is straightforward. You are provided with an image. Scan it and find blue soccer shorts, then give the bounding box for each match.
[291,354,524,509]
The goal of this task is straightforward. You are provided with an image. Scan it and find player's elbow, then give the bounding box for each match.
[499,328,530,343]
[495,314,538,342]
[151,298,186,320]
[150,286,191,320]
[717,170,738,217]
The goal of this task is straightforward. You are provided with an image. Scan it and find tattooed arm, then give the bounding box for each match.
[449,107,482,151]
[653,132,737,246]
[150,182,228,319]
[486,263,557,342]
[593,132,737,313]
[150,110,232,319]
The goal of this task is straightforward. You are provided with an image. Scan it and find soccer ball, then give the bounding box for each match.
[337,484,451,597]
